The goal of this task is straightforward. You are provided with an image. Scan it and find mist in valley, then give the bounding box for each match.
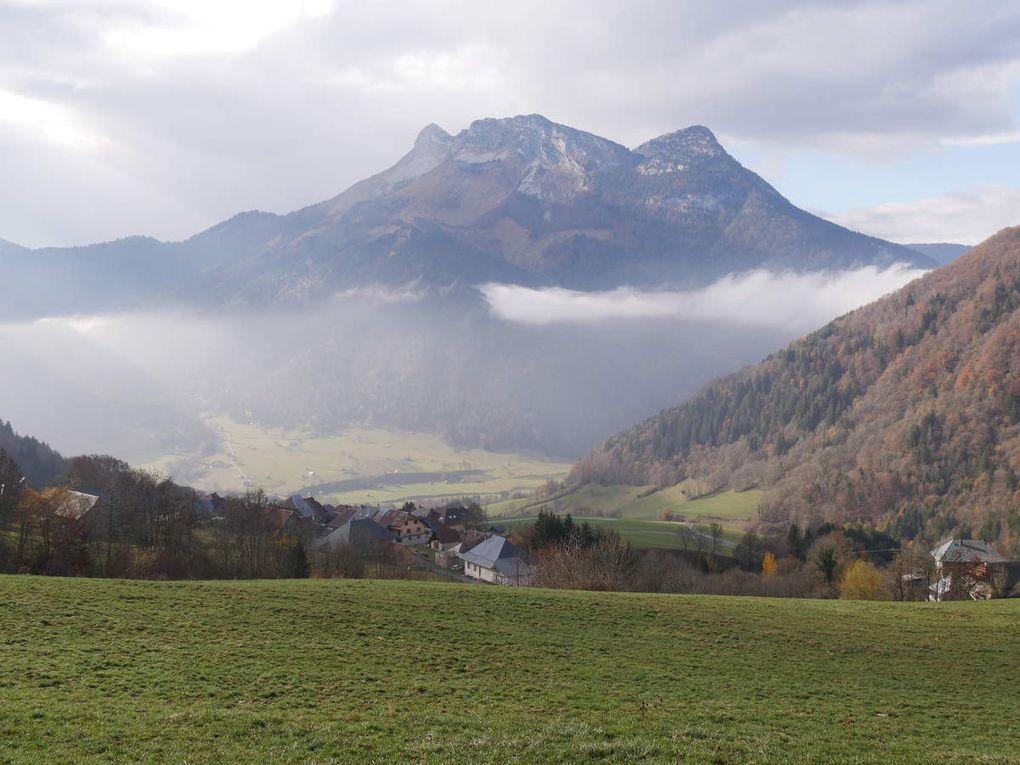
[0,263,927,492]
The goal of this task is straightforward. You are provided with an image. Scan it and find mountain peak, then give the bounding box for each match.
[464,113,555,135]
[635,125,727,163]
[413,122,453,150]
[449,114,631,176]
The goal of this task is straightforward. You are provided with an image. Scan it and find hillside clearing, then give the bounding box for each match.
[1,576,1017,763]
[487,484,762,532]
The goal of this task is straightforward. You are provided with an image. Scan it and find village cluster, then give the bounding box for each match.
[216,492,534,586]
[51,487,1020,599]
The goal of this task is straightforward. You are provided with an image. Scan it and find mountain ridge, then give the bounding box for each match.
[0,114,934,320]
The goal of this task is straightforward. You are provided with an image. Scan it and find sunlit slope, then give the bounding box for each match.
[1,576,1017,763]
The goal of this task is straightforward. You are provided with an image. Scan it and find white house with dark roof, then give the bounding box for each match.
[458,535,532,586]
[929,539,1013,601]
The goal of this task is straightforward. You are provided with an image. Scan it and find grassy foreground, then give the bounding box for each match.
[1,577,1018,764]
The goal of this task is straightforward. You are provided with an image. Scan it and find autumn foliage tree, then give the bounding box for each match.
[839,559,885,600]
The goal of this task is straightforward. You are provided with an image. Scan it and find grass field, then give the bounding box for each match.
[494,516,744,551]
[1,576,1018,763]
[139,416,572,505]
[487,483,762,533]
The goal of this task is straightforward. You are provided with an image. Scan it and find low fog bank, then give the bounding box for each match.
[481,263,928,330]
[0,265,924,468]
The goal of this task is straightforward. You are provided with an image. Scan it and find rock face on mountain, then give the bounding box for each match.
[572,228,1020,548]
[209,115,929,299]
[0,115,931,318]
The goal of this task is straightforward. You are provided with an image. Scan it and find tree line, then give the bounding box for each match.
[513,511,1014,600]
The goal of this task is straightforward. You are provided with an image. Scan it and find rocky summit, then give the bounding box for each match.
[0,114,932,318]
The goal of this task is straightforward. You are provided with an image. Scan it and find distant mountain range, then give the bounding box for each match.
[0,115,933,320]
[573,227,1020,545]
[906,242,970,265]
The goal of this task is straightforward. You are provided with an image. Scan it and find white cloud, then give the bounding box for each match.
[101,0,333,65]
[0,1,1019,246]
[481,264,927,331]
[0,87,102,149]
[828,185,1020,245]
[330,45,507,95]
[941,131,1020,147]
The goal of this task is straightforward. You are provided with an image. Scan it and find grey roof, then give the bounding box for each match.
[458,535,529,576]
[353,506,382,522]
[288,494,315,520]
[349,518,395,544]
[316,517,395,549]
[931,539,1008,565]
[55,490,100,520]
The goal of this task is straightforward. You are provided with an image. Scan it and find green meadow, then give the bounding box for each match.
[494,515,744,551]
[1,576,1017,764]
[140,416,572,505]
[487,483,762,532]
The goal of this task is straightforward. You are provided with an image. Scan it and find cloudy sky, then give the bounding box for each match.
[2,0,1019,249]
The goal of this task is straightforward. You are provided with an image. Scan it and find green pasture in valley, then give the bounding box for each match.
[494,516,743,552]
[487,483,762,532]
[139,416,571,505]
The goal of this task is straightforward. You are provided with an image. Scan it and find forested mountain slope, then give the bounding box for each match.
[573,227,1020,547]
[0,419,67,489]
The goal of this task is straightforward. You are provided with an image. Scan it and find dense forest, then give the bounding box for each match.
[572,227,1020,552]
[0,419,67,489]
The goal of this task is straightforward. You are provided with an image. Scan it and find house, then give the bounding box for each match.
[303,495,332,523]
[425,517,461,551]
[284,494,331,524]
[374,509,431,546]
[54,490,100,522]
[266,506,304,536]
[459,529,487,554]
[428,506,467,529]
[425,517,463,568]
[324,505,359,530]
[929,539,1016,601]
[458,534,532,586]
[316,512,397,551]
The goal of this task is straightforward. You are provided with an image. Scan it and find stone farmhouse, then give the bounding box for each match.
[928,539,1020,601]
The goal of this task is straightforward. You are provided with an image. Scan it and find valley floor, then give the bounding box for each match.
[1,576,1017,763]
[139,416,572,505]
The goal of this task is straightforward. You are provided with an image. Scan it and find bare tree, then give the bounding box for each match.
[709,523,724,557]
